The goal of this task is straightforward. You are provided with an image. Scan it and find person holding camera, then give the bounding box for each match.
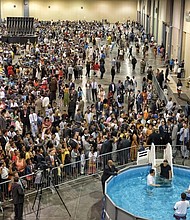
[12,176,25,220]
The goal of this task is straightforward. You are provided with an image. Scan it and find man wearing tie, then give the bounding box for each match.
[95,98,103,120]
[91,79,97,102]
[108,82,116,96]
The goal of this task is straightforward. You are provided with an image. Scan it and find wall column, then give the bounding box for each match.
[167,0,174,59]
[0,0,1,23]
[178,0,185,62]
[155,0,159,42]
[151,0,155,36]
[24,0,29,17]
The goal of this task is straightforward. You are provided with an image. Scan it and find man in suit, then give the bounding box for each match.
[0,109,7,131]
[95,98,103,120]
[108,82,116,96]
[34,148,45,169]
[101,137,113,168]
[12,177,24,220]
[118,135,131,164]
[159,120,169,146]
[19,103,30,136]
[101,160,118,194]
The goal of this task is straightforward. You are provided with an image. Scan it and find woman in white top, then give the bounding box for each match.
[174,59,179,74]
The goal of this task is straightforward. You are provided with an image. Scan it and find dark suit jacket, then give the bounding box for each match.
[0,116,7,130]
[118,138,131,150]
[95,101,103,112]
[12,182,24,204]
[147,132,161,145]
[101,165,118,183]
[20,109,30,125]
[1,135,8,152]
[34,153,45,168]
[108,83,116,93]
[45,155,62,168]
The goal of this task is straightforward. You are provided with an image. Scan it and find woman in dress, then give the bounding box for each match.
[88,147,98,175]
[63,84,69,107]
[130,129,139,161]
[173,59,179,74]
[85,80,91,103]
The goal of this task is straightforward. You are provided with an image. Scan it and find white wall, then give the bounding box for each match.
[171,0,181,59]
[1,0,137,22]
[1,0,23,18]
[183,0,190,77]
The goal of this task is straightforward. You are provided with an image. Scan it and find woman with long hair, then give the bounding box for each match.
[130,129,139,161]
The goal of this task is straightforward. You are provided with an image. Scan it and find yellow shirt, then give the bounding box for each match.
[61,149,70,164]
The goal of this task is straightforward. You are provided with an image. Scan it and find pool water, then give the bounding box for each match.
[107,166,190,220]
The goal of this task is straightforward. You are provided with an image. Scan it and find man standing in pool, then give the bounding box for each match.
[174,193,190,219]
[101,160,118,194]
[157,159,172,180]
[147,169,160,187]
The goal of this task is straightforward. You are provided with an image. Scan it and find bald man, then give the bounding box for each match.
[101,160,118,194]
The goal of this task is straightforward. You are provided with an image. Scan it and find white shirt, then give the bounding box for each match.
[174,200,190,215]
[29,113,38,124]
[166,101,173,112]
[1,167,9,179]
[91,81,97,89]
[147,174,155,186]
[15,120,23,134]
[10,102,18,108]
[42,96,50,107]
[0,91,5,99]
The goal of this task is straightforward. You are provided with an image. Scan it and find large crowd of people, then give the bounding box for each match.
[0,19,188,203]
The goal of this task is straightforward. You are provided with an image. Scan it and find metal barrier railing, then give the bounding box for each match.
[152,73,168,103]
[0,147,133,203]
[0,144,186,204]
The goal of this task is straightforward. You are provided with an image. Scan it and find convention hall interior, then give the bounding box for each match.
[0,0,190,220]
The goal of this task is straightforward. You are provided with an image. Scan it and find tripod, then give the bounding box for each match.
[32,169,71,220]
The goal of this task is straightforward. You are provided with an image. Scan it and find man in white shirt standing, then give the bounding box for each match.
[147,169,160,187]
[174,193,190,219]
[166,97,173,112]
[29,108,38,138]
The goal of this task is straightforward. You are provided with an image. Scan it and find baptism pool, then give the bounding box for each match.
[106,165,190,220]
